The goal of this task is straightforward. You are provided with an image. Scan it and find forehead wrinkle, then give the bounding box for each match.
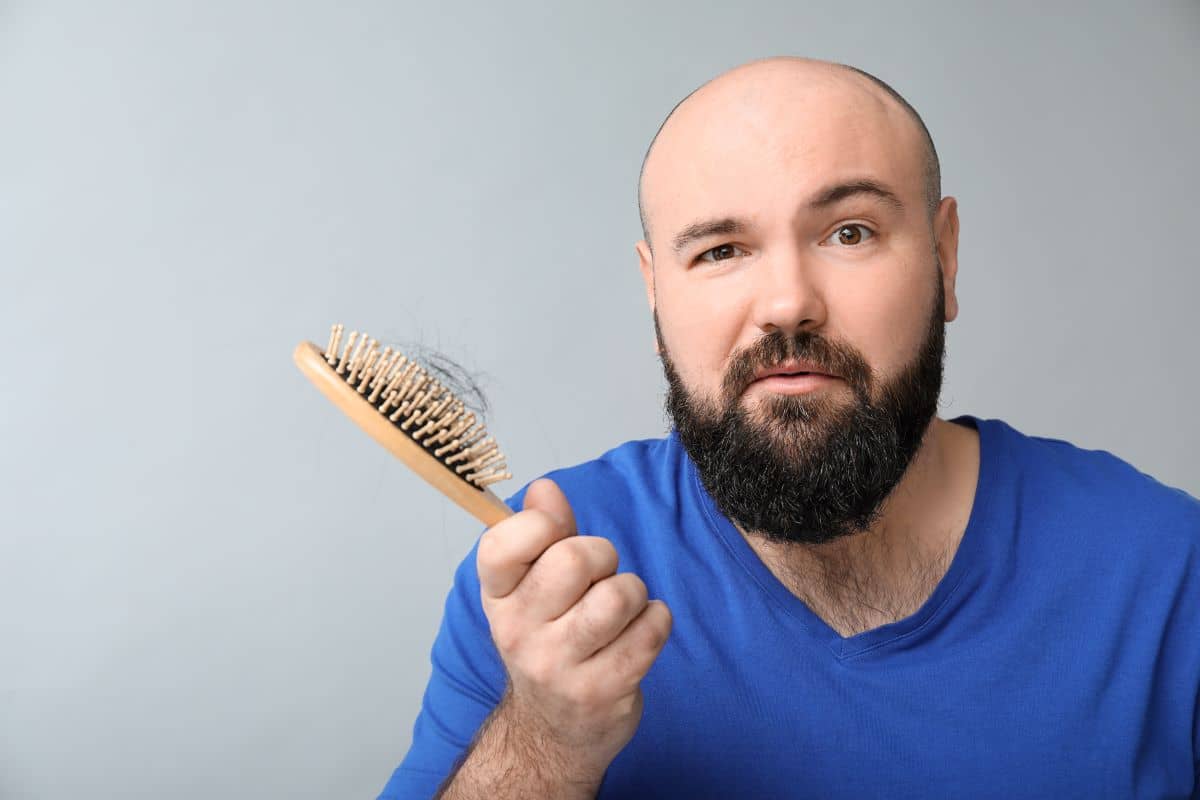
[647,102,904,245]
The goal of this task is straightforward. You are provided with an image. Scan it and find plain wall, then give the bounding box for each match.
[1,1,1197,797]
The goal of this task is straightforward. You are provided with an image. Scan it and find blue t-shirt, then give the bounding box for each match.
[380,415,1200,799]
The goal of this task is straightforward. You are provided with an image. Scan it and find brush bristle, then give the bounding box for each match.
[322,323,511,490]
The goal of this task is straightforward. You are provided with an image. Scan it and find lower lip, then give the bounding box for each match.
[751,373,841,394]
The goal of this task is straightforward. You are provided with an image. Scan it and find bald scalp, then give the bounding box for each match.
[637,58,941,248]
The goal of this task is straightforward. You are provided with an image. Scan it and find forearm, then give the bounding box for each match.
[434,694,605,800]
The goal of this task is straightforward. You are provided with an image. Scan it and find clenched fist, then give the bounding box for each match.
[475,477,673,781]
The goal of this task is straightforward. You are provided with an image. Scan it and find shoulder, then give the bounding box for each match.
[984,416,1200,548]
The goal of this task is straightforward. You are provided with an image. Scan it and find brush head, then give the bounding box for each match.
[294,324,514,525]
[314,323,512,491]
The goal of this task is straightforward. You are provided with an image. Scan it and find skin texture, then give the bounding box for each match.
[636,56,979,636]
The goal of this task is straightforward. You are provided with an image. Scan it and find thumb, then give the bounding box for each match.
[522,478,577,537]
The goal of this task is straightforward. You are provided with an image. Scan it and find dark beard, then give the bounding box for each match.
[659,266,947,546]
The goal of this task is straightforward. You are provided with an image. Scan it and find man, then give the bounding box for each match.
[381,57,1200,799]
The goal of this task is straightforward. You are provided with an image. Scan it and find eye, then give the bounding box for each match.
[696,243,745,263]
[825,224,875,246]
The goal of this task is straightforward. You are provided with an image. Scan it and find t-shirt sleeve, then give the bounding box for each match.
[376,532,509,799]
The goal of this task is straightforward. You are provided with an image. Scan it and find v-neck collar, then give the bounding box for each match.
[684,414,1000,660]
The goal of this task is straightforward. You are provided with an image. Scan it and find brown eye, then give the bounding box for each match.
[698,243,743,263]
[829,224,874,246]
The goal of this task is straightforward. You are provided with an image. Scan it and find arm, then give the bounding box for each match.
[433,688,604,800]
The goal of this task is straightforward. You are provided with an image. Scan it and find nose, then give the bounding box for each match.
[749,245,828,336]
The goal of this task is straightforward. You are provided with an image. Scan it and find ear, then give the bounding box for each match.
[933,197,961,322]
[635,240,660,354]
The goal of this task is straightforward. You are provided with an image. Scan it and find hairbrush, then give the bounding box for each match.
[293,323,514,526]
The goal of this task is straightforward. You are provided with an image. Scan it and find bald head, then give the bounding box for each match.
[637,57,941,248]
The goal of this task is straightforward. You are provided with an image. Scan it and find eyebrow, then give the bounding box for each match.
[669,178,905,256]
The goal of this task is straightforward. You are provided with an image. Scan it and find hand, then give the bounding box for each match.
[475,478,673,779]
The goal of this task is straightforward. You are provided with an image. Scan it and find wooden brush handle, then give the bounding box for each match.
[293,341,514,527]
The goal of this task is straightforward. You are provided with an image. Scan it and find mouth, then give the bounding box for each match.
[752,362,840,381]
[748,362,842,395]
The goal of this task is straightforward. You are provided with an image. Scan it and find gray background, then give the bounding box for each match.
[2,1,1197,797]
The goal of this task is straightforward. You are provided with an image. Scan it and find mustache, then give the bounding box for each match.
[720,330,871,402]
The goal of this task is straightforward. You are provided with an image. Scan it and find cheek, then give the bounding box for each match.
[657,279,749,395]
[834,268,931,383]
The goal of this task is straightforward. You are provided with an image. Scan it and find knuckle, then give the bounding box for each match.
[588,537,619,572]
[599,574,647,620]
[593,579,630,619]
[527,508,564,540]
[549,540,590,581]
[621,573,649,607]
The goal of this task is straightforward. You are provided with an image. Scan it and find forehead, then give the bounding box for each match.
[642,69,924,240]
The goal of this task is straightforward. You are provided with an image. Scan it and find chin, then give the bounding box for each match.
[745,389,849,427]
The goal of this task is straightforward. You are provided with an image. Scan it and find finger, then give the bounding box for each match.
[553,572,648,660]
[509,535,620,622]
[477,507,573,599]
[579,599,672,691]
[521,478,577,536]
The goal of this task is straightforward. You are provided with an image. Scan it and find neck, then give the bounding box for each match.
[737,416,980,633]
